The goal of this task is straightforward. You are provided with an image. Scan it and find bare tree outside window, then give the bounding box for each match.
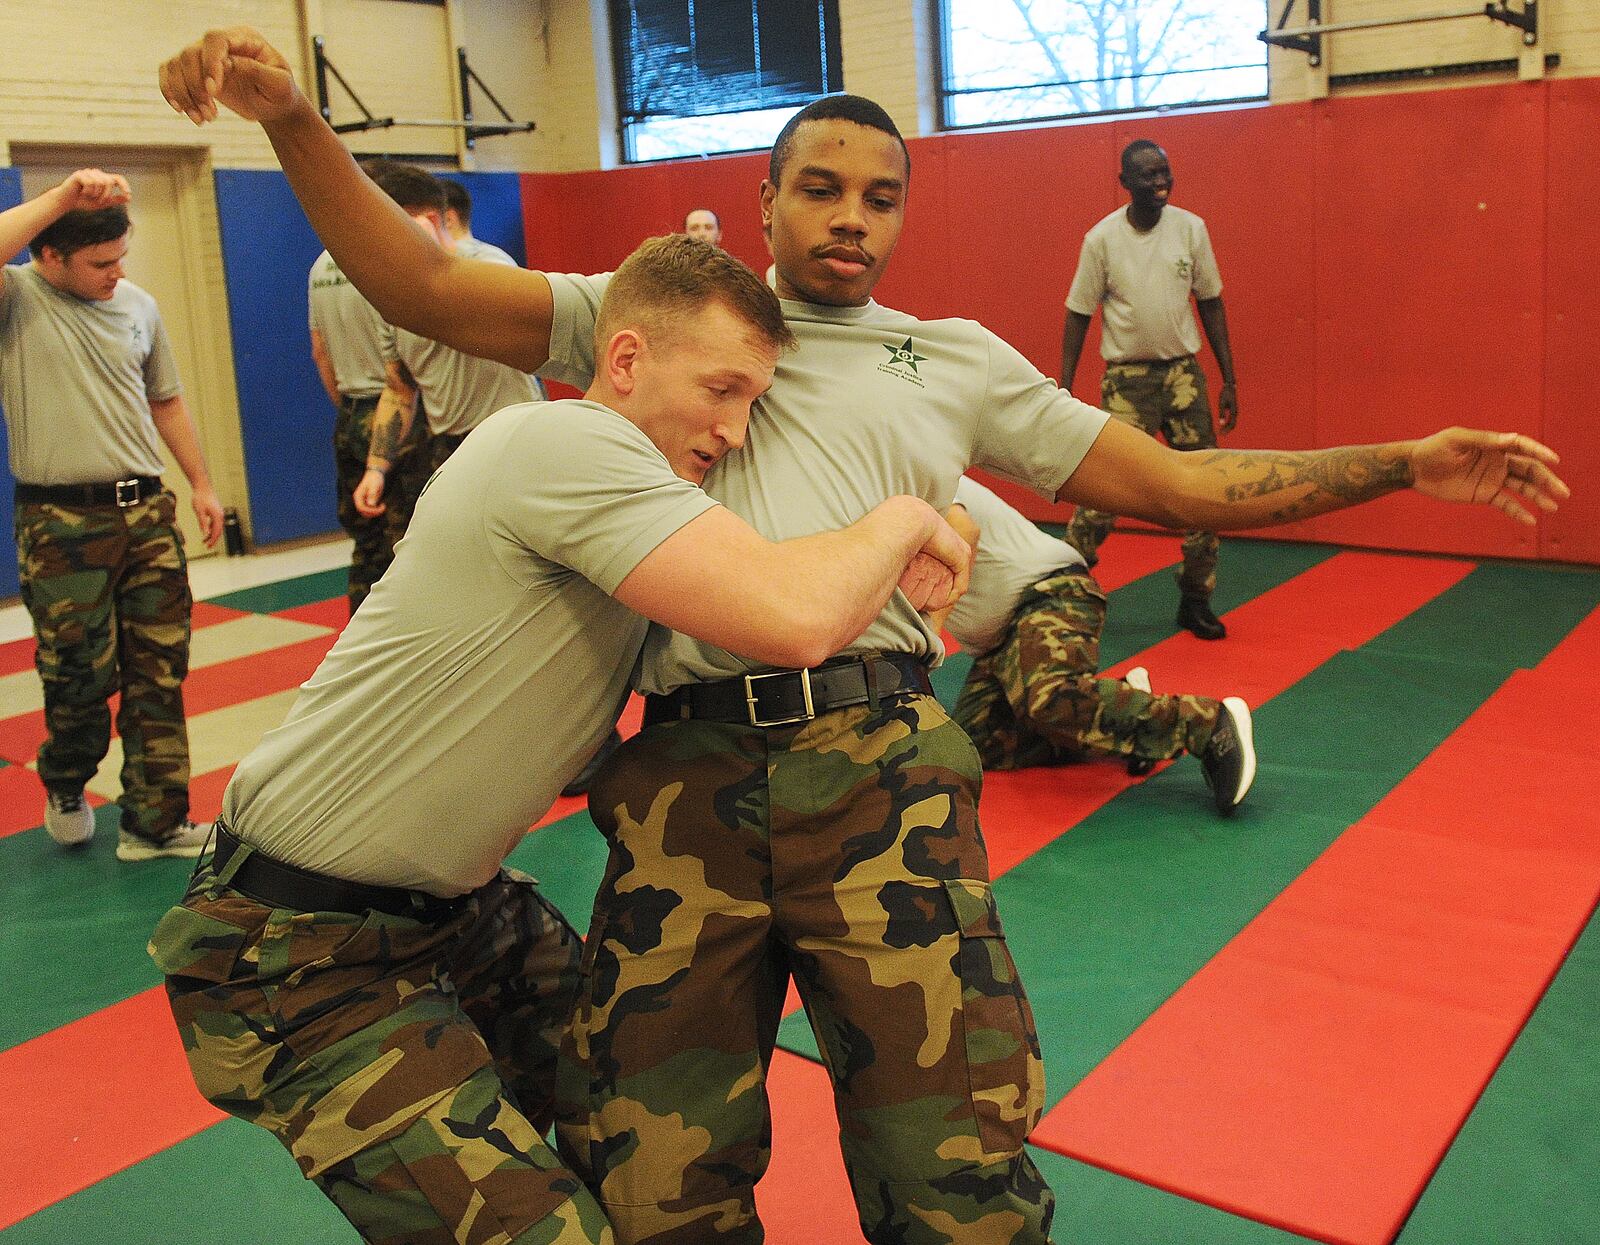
[941,0,1268,129]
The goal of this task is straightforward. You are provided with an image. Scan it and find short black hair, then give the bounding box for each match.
[1120,139,1166,175]
[441,178,472,224]
[366,160,447,214]
[29,206,130,260]
[769,95,910,185]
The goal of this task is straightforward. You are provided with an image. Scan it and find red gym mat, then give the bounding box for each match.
[0,632,337,764]
[0,988,223,1230]
[758,1049,869,1244]
[1032,608,1600,1245]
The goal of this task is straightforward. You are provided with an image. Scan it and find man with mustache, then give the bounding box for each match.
[161,32,1568,1243]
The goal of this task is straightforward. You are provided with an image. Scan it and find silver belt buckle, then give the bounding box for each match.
[114,478,141,508]
[745,667,814,727]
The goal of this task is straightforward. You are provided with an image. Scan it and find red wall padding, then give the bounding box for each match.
[522,79,1595,565]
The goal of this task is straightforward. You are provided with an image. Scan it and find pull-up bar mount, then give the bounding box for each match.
[1261,2,1537,68]
[312,36,535,148]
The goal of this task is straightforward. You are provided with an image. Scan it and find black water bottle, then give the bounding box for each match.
[223,508,245,556]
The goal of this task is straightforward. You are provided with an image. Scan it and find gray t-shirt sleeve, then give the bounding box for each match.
[143,312,182,402]
[538,271,609,390]
[1190,219,1224,300]
[0,264,17,329]
[1065,230,1106,315]
[487,402,718,594]
[971,328,1110,499]
[378,319,399,365]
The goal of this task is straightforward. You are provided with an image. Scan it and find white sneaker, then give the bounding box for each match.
[1123,668,1156,776]
[116,819,214,862]
[1200,698,1256,815]
[44,790,95,846]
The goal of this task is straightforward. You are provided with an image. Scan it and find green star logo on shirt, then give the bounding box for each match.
[883,338,928,374]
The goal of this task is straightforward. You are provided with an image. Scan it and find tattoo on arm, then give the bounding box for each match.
[1199,446,1413,523]
[369,408,408,463]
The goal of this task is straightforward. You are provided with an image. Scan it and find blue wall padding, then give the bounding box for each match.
[216,169,530,547]
[1,167,25,598]
[214,169,339,545]
[441,173,527,266]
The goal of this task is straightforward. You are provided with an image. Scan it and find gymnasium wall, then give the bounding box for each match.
[519,75,1600,567]
[212,168,529,546]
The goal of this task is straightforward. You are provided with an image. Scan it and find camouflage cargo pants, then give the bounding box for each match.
[556,694,1053,1245]
[334,394,431,614]
[14,490,192,837]
[953,569,1221,770]
[1064,355,1220,599]
[150,848,612,1245]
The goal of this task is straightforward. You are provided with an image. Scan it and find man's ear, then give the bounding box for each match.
[759,179,776,235]
[604,328,645,395]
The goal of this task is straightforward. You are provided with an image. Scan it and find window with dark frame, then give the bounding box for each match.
[938,0,1268,131]
[611,0,844,163]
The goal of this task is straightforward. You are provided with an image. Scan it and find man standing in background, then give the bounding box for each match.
[1061,140,1239,640]
[0,169,221,859]
[353,163,544,522]
[683,207,722,247]
[441,177,518,265]
[308,159,430,613]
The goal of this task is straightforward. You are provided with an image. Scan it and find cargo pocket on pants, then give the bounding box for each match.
[943,877,1046,1159]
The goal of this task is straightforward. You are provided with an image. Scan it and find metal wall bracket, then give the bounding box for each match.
[1261,2,1538,68]
[312,37,535,147]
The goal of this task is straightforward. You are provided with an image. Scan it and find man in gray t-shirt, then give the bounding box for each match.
[351,164,543,527]
[943,476,1248,813]
[308,241,428,613]
[168,34,1568,1243]
[149,234,970,1244]
[1062,140,1241,640]
[0,169,223,862]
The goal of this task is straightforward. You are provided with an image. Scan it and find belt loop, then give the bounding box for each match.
[206,837,252,898]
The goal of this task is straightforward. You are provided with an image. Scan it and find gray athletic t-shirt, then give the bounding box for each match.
[383,294,543,438]
[541,272,1109,694]
[945,476,1084,656]
[0,264,177,484]
[1066,205,1223,363]
[458,236,517,267]
[307,250,388,399]
[222,398,718,896]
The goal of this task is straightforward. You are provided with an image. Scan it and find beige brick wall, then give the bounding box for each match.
[4,1,1594,175]
[1270,0,1599,101]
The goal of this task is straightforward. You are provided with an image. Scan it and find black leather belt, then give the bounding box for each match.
[211,822,467,921]
[15,476,163,509]
[643,653,933,729]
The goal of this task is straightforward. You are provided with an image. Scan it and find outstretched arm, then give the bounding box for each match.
[159,28,553,371]
[1062,419,1568,531]
[0,170,130,294]
[613,496,973,670]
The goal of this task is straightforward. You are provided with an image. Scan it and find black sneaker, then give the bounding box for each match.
[1199,698,1255,815]
[1177,596,1227,640]
[562,729,622,798]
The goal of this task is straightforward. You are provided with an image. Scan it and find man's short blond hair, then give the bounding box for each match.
[595,234,793,357]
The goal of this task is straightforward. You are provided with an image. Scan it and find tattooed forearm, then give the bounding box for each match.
[1195,445,1413,524]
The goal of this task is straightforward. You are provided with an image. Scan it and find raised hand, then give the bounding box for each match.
[1411,428,1568,526]
[56,169,130,212]
[159,27,300,126]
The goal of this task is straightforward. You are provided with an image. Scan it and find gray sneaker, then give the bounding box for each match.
[45,790,95,846]
[1200,698,1256,815]
[116,819,214,862]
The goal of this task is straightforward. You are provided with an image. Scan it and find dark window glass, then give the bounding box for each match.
[613,0,843,161]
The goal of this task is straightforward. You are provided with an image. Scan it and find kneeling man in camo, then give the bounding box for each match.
[945,476,1253,812]
[148,234,970,1245]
